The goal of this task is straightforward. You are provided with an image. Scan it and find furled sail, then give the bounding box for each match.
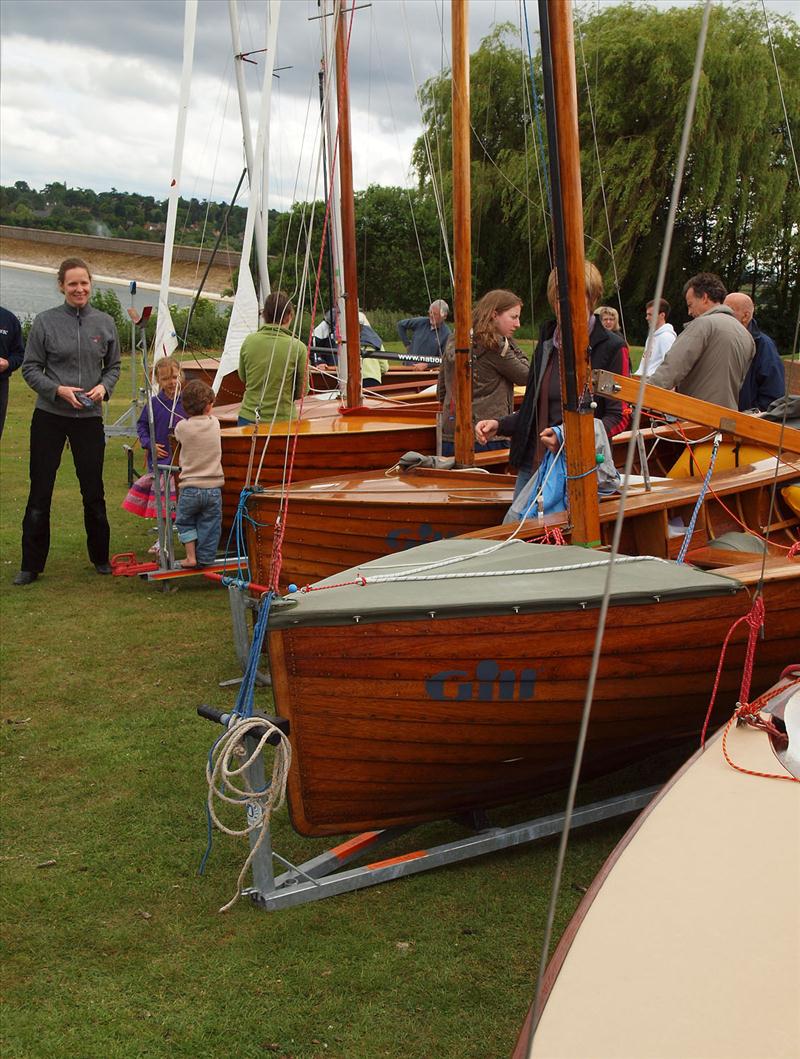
[212,0,281,393]
[154,0,198,365]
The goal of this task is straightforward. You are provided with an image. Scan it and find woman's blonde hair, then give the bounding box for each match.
[546,262,604,312]
[472,289,522,352]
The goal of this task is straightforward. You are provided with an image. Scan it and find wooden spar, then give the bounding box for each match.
[594,371,800,454]
[334,1,362,410]
[540,0,601,546]
[452,0,475,466]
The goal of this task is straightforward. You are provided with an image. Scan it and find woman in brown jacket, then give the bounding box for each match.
[437,289,530,456]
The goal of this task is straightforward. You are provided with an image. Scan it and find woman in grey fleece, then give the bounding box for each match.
[14,257,120,585]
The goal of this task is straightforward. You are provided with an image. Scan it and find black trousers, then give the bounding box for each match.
[21,409,110,572]
[0,376,9,439]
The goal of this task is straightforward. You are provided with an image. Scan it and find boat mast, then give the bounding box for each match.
[539,0,601,546]
[334,1,363,409]
[451,0,474,466]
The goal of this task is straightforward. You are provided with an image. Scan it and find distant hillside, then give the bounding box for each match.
[0,181,275,251]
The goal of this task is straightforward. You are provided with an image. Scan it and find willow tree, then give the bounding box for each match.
[412,4,799,347]
[411,25,541,317]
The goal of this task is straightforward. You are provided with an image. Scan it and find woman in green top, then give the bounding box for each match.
[237,291,309,426]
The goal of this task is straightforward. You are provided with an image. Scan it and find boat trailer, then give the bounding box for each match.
[197,705,658,912]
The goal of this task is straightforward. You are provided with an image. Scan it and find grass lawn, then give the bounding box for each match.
[2,357,656,1058]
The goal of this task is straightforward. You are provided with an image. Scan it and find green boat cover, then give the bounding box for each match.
[267,540,742,630]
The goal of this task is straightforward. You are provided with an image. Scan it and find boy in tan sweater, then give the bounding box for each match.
[174,380,224,568]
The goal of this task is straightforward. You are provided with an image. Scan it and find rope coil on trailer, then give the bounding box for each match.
[206,715,292,912]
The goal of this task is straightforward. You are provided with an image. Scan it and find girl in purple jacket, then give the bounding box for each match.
[122,357,186,527]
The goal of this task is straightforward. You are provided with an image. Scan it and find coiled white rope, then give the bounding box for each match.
[206,716,292,913]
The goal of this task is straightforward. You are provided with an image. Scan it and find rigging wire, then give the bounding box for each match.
[750,0,800,595]
[524,4,715,1055]
[371,15,446,308]
[400,0,455,292]
[574,18,628,344]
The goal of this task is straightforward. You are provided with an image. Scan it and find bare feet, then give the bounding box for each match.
[180,558,198,569]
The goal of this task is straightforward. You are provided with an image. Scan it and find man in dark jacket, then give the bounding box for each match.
[0,306,25,438]
[723,292,785,412]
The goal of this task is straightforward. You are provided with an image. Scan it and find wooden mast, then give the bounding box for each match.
[334,1,363,410]
[539,0,600,546]
[452,0,474,466]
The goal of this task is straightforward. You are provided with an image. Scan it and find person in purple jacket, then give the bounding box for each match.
[122,357,186,532]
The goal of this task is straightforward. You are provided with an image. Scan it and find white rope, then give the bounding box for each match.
[206,716,292,913]
[363,552,664,586]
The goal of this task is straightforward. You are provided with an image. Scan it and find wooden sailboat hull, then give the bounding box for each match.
[267,545,799,837]
[219,408,437,528]
[244,456,798,589]
[182,356,438,404]
[245,467,516,588]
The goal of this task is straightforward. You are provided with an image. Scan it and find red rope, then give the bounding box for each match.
[300,575,367,593]
[700,595,766,747]
[525,526,567,546]
[719,675,800,783]
[672,423,799,553]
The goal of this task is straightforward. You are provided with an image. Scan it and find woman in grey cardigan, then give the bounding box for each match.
[14,257,120,585]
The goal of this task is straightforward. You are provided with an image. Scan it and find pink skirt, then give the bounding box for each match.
[122,473,177,520]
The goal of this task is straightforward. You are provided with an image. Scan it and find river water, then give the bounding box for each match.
[0,263,226,321]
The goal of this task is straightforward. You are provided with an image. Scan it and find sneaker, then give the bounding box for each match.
[13,570,38,586]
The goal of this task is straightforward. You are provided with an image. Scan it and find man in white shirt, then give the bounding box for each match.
[635,298,676,376]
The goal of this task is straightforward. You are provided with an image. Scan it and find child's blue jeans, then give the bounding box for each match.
[175,486,222,565]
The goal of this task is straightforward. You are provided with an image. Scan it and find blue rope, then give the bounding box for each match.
[198,587,276,874]
[233,590,275,720]
[220,487,257,587]
[197,725,228,876]
[523,1,551,212]
[676,435,722,564]
[567,464,600,481]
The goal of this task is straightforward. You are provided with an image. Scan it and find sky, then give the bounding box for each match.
[1,0,798,212]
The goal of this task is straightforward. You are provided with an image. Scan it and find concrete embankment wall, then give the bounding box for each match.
[0,225,240,268]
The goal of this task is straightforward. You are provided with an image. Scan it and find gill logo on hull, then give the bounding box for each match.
[386,524,445,551]
[425,660,536,702]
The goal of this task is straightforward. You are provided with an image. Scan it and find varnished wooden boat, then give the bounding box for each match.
[245,464,516,589]
[266,540,799,837]
[243,446,797,589]
[219,402,438,527]
[514,668,800,1058]
[260,3,800,852]
[182,355,437,404]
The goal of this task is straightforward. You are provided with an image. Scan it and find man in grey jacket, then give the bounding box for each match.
[15,258,120,585]
[649,273,754,409]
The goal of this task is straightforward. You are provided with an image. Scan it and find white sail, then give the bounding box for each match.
[212,1,281,392]
[154,0,198,365]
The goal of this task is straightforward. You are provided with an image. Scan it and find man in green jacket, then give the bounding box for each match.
[237,291,308,426]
